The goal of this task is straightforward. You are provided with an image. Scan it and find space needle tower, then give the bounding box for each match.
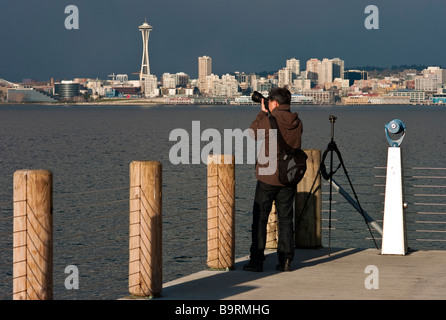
[139,19,154,97]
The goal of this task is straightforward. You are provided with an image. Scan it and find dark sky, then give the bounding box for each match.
[1,0,446,82]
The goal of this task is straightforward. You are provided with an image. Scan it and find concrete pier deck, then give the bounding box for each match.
[156,247,446,300]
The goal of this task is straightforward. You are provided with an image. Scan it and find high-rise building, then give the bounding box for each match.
[286,58,300,76]
[198,56,212,94]
[176,72,190,87]
[331,58,345,80]
[319,58,345,85]
[415,74,438,92]
[278,68,292,88]
[306,58,321,85]
[162,73,176,89]
[422,67,446,84]
[319,58,333,85]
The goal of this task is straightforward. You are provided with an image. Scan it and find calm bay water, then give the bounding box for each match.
[0,104,445,299]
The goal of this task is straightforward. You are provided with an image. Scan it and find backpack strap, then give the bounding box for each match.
[269,116,292,152]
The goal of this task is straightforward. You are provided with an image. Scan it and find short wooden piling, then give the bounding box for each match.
[266,202,278,249]
[129,161,162,297]
[295,149,322,248]
[13,170,53,300]
[207,154,235,270]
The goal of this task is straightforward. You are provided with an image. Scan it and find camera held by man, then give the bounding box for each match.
[251,91,269,112]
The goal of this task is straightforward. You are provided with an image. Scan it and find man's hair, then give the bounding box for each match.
[268,87,291,105]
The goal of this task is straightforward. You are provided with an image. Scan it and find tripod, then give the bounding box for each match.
[320,115,378,254]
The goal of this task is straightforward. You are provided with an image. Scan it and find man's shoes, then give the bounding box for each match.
[243,261,263,272]
[276,259,292,272]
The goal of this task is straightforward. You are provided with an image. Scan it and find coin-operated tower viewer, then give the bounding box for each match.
[381,119,408,255]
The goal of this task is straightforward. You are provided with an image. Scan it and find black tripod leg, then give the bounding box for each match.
[328,146,334,256]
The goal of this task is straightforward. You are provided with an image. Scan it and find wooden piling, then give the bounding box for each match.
[266,201,278,249]
[207,154,235,270]
[13,170,53,300]
[295,149,322,248]
[129,161,162,297]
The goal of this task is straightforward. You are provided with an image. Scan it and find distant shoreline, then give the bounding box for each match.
[0,98,444,108]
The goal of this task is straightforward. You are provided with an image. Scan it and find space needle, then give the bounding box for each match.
[139,19,153,96]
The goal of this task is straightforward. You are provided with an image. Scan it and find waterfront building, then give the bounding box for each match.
[431,97,446,104]
[389,89,425,102]
[112,86,140,96]
[372,96,411,104]
[341,95,411,105]
[233,95,254,105]
[415,74,439,92]
[54,81,80,99]
[291,94,313,104]
[431,93,446,104]
[300,90,334,104]
[7,87,58,103]
[341,95,369,105]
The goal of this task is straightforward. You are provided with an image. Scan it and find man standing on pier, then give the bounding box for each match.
[244,87,303,272]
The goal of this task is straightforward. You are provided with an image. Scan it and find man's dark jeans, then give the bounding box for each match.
[249,180,295,265]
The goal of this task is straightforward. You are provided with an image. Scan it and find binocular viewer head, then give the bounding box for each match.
[386,119,405,134]
[385,119,406,147]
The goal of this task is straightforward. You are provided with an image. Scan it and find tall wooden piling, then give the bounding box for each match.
[129,161,162,297]
[207,154,235,270]
[13,170,53,300]
[295,149,322,248]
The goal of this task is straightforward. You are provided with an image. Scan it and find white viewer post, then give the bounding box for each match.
[381,147,408,255]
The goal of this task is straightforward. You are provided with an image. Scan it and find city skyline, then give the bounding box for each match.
[1,1,446,82]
